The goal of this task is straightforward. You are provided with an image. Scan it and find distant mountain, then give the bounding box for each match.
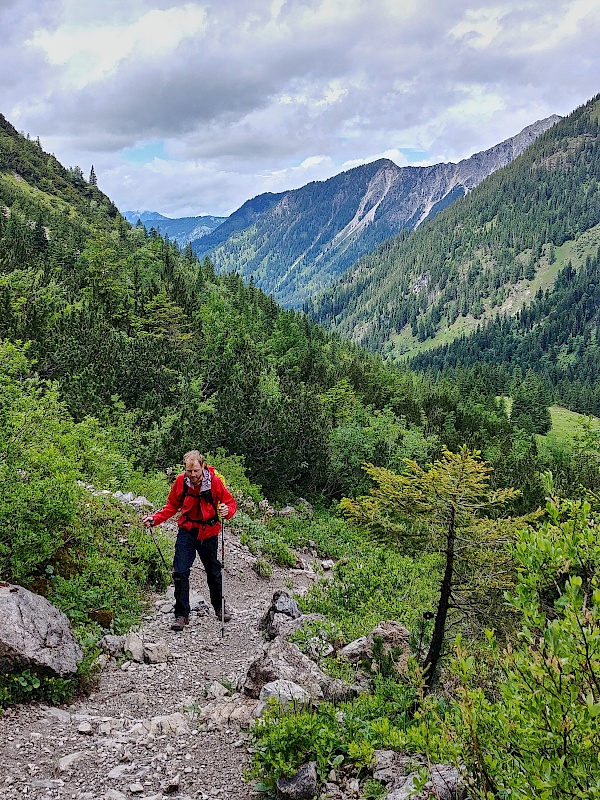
[192,116,560,308]
[122,210,226,248]
[306,93,600,413]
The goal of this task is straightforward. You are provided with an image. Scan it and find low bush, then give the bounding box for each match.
[299,548,441,642]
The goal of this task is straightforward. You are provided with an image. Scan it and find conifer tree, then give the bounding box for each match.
[340,447,525,691]
[89,165,97,186]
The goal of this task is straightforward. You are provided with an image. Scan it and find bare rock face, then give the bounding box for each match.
[0,583,83,676]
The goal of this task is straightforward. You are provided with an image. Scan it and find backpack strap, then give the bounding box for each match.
[179,474,220,530]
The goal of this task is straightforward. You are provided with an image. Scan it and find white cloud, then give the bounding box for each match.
[28,4,207,88]
[1,0,599,216]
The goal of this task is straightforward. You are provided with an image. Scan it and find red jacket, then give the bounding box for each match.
[152,467,237,540]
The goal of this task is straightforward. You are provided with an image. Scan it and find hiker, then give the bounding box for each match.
[143,450,237,631]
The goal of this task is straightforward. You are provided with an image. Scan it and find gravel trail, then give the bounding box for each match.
[0,522,315,800]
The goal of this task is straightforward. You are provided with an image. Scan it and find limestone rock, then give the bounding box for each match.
[57,751,83,772]
[100,635,125,657]
[267,612,328,641]
[276,761,318,799]
[143,640,171,663]
[338,620,410,674]
[259,679,311,709]
[261,590,302,638]
[124,632,144,663]
[279,505,297,517]
[206,680,229,699]
[373,750,420,789]
[243,637,356,702]
[0,584,83,676]
[376,755,464,800]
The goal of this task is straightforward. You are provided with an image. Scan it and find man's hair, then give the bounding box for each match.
[183,450,204,467]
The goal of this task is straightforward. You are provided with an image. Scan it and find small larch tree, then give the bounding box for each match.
[340,446,530,691]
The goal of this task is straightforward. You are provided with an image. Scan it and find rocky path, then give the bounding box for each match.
[0,522,316,800]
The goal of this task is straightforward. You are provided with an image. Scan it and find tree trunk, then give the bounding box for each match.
[422,504,456,692]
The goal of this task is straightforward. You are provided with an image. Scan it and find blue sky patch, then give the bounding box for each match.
[122,140,169,164]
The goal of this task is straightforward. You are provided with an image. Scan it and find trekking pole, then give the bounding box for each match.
[147,521,171,577]
[220,517,226,638]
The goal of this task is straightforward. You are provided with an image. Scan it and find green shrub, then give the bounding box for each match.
[253,558,273,578]
[299,548,441,641]
[451,479,600,799]
[249,678,453,794]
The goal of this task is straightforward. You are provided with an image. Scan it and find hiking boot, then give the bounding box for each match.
[214,603,233,622]
[170,616,189,632]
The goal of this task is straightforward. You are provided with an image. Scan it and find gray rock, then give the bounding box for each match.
[0,584,83,676]
[382,763,463,800]
[104,792,127,800]
[131,495,153,509]
[276,761,318,799]
[99,635,125,657]
[31,779,65,789]
[148,712,190,737]
[321,560,335,570]
[77,721,93,735]
[273,591,302,618]
[338,621,410,674]
[373,750,419,788]
[268,613,328,641]
[259,679,311,709]
[243,638,356,702]
[261,591,303,637]
[279,506,297,517]
[143,640,171,663]
[206,680,229,699]
[124,631,144,663]
[107,764,133,779]
[57,751,83,772]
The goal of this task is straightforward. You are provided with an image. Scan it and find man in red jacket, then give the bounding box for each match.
[143,450,237,631]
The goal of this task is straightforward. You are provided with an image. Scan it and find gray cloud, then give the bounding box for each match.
[1,0,599,216]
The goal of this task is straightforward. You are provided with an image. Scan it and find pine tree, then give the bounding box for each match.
[89,165,97,186]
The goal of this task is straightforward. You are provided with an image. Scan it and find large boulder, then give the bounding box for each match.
[243,637,355,702]
[0,583,83,676]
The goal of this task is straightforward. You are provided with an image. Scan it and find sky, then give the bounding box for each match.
[2,0,600,218]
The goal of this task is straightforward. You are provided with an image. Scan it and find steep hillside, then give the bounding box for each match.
[193,117,559,308]
[122,210,226,247]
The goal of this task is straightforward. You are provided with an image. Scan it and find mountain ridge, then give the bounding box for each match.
[121,210,226,247]
[192,115,561,308]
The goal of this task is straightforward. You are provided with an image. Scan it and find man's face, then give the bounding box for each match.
[185,459,204,485]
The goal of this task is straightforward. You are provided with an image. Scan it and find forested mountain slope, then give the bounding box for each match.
[193,117,558,308]
[307,95,600,390]
[1,110,521,503]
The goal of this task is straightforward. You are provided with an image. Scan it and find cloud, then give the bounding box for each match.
[1,0,599,216]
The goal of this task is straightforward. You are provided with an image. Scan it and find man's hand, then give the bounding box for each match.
[218,503,229,519]
[142,514,155,528]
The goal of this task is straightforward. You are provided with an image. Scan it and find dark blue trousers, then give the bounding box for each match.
[172,529,222,618]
